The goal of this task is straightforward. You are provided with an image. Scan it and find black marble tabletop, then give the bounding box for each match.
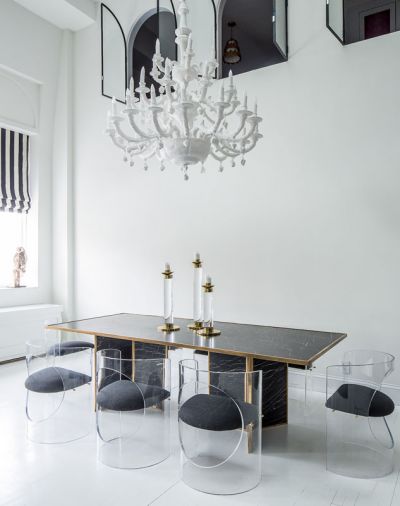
[49,313,346,366]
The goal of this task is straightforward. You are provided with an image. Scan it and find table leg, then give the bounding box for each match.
[209,353,288,428]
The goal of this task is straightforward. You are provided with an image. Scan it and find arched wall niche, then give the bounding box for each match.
[101,1,177,102]
[127,7,176,94]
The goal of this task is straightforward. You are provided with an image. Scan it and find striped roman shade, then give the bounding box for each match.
[0,127,31,213]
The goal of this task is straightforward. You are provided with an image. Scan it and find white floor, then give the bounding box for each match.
[1,360,399,506]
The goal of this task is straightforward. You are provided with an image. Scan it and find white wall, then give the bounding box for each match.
[0,0,62,307]
[72,0,400,384]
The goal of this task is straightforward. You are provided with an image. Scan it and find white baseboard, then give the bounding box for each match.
[289,368,400,406]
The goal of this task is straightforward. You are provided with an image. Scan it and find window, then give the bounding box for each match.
[0,127,34,288]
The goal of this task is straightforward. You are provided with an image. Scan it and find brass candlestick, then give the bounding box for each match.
[158,263,180,332]
[188,253,204,331]
[197,276,221,338]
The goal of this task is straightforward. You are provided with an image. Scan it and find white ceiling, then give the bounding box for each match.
[13,0,97,31]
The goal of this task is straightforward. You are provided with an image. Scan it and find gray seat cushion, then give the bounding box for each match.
[48,341,94,356]
[97,380,170,411]
[179,393,259,431]
[326,384,395,418]
[25,367,91,393]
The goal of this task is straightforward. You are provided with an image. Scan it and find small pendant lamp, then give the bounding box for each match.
[223,21,241,64]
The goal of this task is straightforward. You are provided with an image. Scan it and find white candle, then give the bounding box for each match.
[111,97,117,116]
[165,59,171,78]
[243,92,248,110]
[156,38,161,56]
[186,34,192,54]
[193,253,202,323]
[203,276,213,328]
[219,84,225,102]
[140,67,145,85]
[130,77,134,94]
[151,85,156,104]
[229,69,234,88]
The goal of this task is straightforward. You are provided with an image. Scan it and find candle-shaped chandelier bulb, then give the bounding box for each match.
[197,275,221,338]
[188,253,204,331]
[158,263,180,332]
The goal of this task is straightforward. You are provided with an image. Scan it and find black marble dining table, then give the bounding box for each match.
[49,313,346,427]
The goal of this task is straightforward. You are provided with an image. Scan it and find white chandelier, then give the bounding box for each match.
[106,0,262,180]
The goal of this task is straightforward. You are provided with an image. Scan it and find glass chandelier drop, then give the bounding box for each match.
[106,0,262,180]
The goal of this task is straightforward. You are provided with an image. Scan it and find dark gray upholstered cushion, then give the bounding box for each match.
[97,380,170,411]
[25,367,91,393]
[326,384,395,418]
[48,341,94,356]
[179,393,259,431]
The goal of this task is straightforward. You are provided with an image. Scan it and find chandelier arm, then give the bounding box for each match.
[201,108,218,125]
[234,115,251,139]
[217,141,241,156]
[241,137,259,153]
[209,148,227,162]
[154,58,166,74]
[222,101,240,118]
[182,107,190,139]
[127,144,148,155]
[220,134,259,156]
[213,141,240,158]
[198,78,212,102]
[141,142,158,160]
[150,63,161,82]
[233,120,259,142]
[114,121,143,143]
[127,112,157,140]
[109,131,127,150]
[209,107,226,135]
[217,116,256,142]
[151,112,170,138]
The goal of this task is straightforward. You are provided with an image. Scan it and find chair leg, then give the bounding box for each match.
[383,417,395,450]
[368,416,395,450]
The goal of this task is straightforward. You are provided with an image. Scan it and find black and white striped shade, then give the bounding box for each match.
[0,127,31,213]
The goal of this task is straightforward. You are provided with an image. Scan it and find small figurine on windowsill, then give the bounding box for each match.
[13,247,27,288]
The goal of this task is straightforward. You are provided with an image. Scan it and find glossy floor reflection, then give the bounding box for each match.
[1,360,399,506]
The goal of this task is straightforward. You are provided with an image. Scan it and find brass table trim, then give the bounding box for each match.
[48,313,347,368]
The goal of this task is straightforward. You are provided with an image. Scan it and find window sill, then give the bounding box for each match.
[0,286,38,291]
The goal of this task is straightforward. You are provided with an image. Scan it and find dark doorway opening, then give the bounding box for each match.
[220,0,287,78]
[364,9,391,39]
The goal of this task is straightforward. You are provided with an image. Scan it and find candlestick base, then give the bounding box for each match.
[158,323,180,333]
[196,327,221,338]
[188,321,204,331]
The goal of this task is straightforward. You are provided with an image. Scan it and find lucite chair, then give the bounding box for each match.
[25,338,93,444]
[96,349,171,469]
[178,359,262,495]
[326,350,395,478]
